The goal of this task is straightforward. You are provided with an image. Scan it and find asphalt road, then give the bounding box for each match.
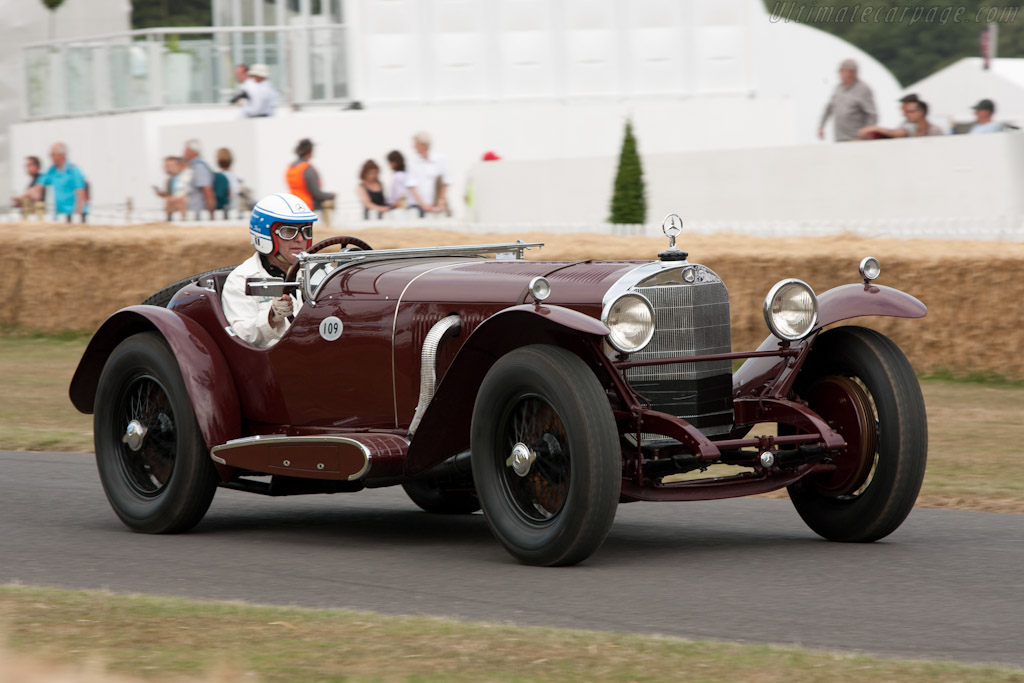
[2,451,1022,669]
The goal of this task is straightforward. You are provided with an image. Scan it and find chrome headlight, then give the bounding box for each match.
[763,279,818,341]
[603,293,655,353]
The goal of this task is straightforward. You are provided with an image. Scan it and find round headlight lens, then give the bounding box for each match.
[604,294,655,353]
[763,279,818,341]
[859,256,881,281]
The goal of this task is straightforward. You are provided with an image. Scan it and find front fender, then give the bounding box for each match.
[817,283,926,328]
[404,304,609,476]
[69,305,241,450]
[733,283,926,397]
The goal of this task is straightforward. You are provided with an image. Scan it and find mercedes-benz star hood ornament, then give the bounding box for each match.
[659,213,688,261]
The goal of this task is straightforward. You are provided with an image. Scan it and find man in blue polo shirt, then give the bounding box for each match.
[39,142,88,223]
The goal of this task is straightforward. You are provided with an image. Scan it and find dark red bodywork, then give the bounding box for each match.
[70,254,926,501]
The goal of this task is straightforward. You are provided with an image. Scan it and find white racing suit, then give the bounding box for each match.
[221,252,301,347]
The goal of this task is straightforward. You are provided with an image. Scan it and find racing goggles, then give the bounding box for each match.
[274,223,313,241]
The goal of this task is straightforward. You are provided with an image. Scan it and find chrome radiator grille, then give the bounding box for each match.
[626,266,733,437]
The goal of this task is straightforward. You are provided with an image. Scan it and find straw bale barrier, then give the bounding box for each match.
[4,222,1023,379]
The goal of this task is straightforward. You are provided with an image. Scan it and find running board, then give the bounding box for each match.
[210,434,408,481]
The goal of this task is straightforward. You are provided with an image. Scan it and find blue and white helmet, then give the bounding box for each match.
[249,193,318,255]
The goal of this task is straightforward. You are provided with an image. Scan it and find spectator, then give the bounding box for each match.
[215,147,243,218]
[407,131,450,216]
[38,142,87,223]
[153,156,191,220]
[285,138,335,211]
[818,59,877,142]
[386,150,410,209]
[12,156,45,216]
[211,147,237,219]
[228,63,252,106]
[182,139,215,220]
[966,99,1005,134]
[356,160,390,219]
[860,97,945,139]
[241,63,278,118]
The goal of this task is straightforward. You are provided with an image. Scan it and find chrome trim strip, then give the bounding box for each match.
[300,242,544,266]
[390,263,465,427]
[210,435,376,480]
[600,261,688,311]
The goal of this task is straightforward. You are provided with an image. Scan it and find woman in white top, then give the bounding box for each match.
[386,150,410,209]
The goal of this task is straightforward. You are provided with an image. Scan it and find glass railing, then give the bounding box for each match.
[22,24,349,119]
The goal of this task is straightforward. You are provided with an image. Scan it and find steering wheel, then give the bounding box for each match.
[286,235,374,283]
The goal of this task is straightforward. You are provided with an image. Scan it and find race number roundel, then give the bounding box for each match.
[319,315,343,341]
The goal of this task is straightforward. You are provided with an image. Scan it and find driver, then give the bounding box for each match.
[221,193,317,347]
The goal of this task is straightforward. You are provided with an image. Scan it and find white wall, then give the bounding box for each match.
[7,0,907,220]
[10,97,797,217]
[472,131,1024,232]
[0,0,129,200]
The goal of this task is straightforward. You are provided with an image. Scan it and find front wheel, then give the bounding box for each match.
[471,345,621,566]
[787,326,927,542]
[94,332,218,533]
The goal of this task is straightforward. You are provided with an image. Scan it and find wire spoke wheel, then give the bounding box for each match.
[498,394,571,524]
[94,333,218,534]
[114,375,177,496]
[472,345,621,566]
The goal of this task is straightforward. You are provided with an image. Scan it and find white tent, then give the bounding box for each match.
[904,57,1024,130]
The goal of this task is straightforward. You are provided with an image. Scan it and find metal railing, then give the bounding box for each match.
[4,201,1022,242]
[22,24,349,119]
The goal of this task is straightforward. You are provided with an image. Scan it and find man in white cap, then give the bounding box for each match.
[241,63,278,118]
[818,58,877,142]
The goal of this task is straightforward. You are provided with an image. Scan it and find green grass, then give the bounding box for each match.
[0,336,93,451]
[1,585,1022,683]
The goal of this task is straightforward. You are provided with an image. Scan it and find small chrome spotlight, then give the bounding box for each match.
[528,276,551,302]
[859,256,881,282]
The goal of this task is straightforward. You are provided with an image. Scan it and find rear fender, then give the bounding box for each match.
[69,305,241,450]
[404,304,609,475]
[733,284,926,398]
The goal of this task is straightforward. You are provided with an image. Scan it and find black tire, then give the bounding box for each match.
[787,326,927,542]
[402,479,480,514]
[94,332,218,533]
[471,345,620,566]
[142,266,237,307]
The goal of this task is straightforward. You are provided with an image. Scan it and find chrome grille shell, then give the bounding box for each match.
[604,262,733,437]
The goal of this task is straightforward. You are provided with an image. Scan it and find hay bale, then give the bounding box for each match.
[5,223,1022,379]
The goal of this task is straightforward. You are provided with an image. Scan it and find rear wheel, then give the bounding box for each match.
[94,332,218,533]
[471,345,620,566]
[787,326,927,542]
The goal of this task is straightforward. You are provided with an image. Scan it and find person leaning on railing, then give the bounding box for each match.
[858,95,945,139]
[11,155,45,218]
[286,138,335,211]
[38,143,89,223]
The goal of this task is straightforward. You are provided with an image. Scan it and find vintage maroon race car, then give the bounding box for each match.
[70,216,928,566]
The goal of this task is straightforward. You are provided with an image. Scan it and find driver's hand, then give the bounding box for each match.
[269,296,293,327]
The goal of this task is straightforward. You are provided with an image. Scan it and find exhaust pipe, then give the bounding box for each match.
[408,314,461,437]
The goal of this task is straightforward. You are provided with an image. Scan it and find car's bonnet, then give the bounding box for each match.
[316,257,649,305]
